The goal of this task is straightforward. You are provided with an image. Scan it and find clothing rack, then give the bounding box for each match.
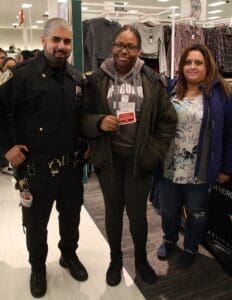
[82,2,176,78]
[174,16,232,28]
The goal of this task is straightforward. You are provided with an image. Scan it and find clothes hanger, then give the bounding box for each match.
[138,13,160,27]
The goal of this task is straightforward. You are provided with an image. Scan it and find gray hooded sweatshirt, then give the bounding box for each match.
[100,57,144,155]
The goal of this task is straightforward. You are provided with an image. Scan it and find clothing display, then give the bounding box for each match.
[83,17,121,72]
[174,23,205,74]
[134,22,167,74]
[82,15,232,81]
[203,26,232,76]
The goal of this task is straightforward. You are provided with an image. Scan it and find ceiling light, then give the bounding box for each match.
[208,1,226,7]
[43,11,49,17]
[22,3,32,8]
[169,6,179,9]
[158,0,170,2]
[208,10,223,14]
[57,0,68,3]
[12,23,19,26]
[207,16,221,19]
[82,6,89,11]
[168,13,181,17]
[128,10,138,14]
[32,25,39,29]
[36,20,44,24]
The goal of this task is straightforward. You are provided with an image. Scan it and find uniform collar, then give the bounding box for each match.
[35,51,74,80]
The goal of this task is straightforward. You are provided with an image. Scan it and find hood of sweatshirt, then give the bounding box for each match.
[100,56,144,80]
[100,57,145,152]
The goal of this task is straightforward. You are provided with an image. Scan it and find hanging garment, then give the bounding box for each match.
[83,18,121,72]
[134,22,167,74]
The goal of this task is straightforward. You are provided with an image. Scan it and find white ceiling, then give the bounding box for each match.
[0,0,231,29]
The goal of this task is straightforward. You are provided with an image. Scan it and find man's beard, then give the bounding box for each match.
[44,49,69,67]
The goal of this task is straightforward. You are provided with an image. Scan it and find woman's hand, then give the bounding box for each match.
[216,172,231,184]
[100,115,119,132]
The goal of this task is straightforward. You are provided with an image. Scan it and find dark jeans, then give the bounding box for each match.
[98,154,152,263]
[22,165,83,272]
[159,177,209,253]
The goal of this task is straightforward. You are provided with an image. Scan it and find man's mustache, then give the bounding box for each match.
[55,49,66,55]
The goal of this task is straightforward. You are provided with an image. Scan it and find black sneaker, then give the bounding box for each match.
[106,261,123,286]
[178,251,196,268]
[157,242,176,260]
[30,271,47,298]
[60,255,88,281]
[135,261,156,284]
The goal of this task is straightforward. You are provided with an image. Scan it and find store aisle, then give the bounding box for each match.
[0,173,144,300]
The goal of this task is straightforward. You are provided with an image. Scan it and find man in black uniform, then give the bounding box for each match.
[0,18,89,298]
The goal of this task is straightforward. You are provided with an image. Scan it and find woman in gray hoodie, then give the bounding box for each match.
[82,25,177,286]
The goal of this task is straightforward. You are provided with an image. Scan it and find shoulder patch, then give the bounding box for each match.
[83,71,93,79]
[0,69,13,85]
[85,71,93,76]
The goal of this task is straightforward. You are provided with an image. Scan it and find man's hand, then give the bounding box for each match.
[83,142,91,160]
[5,145,29,167]
[216,172,231,184]
[100,115,119,132]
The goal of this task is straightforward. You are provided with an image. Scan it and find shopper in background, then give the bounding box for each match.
[0,47,7,76]
[2,56,16,71]
[157,43,232,268]
[0,56,17,175]
[16,49,33,63]
[0,18,89,297]
[0,57,16,85]
[82,25,177,286]
[31,48,41,59]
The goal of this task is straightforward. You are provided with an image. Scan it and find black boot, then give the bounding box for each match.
[106,260,123,286]
[60,255,88,281]
[135,261,156,284]
[30,271,47,298]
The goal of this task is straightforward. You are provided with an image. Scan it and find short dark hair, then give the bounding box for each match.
[20,50,33,61]
[0,48,7,56]
[113,25,141,49]
[43,18,72,37]
[31,49,40,58]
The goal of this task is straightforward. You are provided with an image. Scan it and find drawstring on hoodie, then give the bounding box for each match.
[114,68,142,115]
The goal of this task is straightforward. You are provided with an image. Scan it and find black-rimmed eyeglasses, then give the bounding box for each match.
[112,42,139,53]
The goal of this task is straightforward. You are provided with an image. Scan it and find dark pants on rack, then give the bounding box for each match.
[98,154,152,264]
[22,165,83,272]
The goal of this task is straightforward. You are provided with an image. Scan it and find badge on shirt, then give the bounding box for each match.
[116,102,136,125]
[76,85,82,96]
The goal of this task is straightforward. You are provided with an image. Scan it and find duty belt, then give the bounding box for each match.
[48,153,78,177]
[26,152,84,178]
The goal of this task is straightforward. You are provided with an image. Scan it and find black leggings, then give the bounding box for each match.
[98,154,152,263]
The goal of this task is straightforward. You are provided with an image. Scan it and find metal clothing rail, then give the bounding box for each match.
[82,2,176,78]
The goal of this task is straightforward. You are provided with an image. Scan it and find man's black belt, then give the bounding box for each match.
[24,151,85,178]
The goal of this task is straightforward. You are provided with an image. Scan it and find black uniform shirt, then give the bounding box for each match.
[0,51,84,156]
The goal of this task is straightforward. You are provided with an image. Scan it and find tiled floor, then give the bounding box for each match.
[0,173,144,300]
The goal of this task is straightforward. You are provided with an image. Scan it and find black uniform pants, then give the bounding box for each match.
[98,154,152,264]
[22,165,83,272]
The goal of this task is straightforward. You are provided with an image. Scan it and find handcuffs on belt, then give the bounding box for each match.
[48,158,62,177]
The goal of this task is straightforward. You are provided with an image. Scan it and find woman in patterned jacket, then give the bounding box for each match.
[157,44,232,268]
